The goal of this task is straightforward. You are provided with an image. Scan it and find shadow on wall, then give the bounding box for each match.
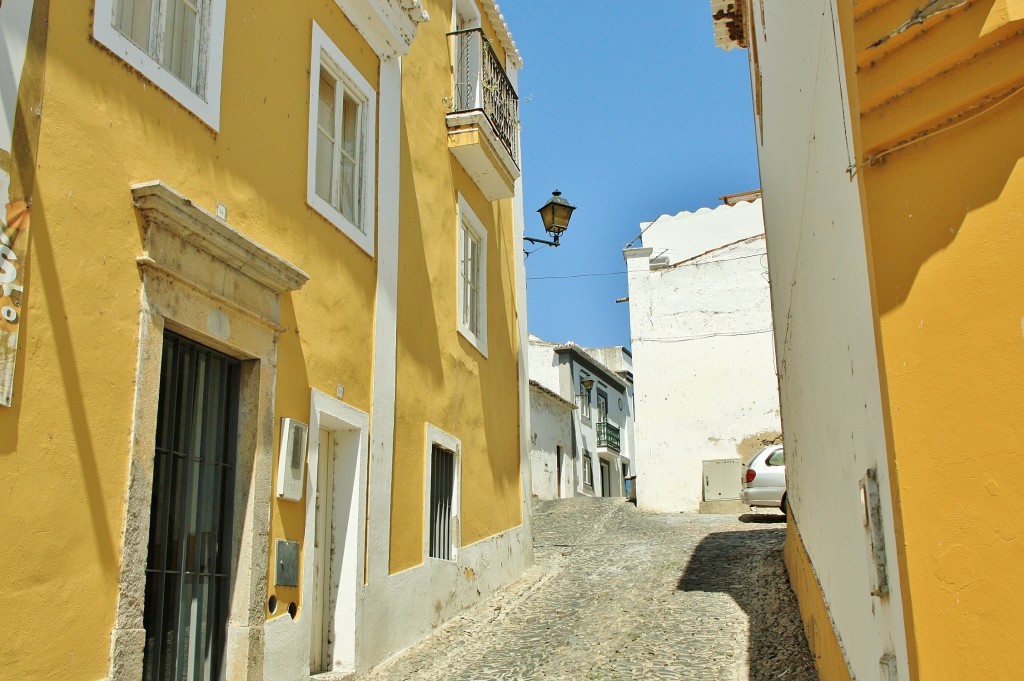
[677,521,818,681]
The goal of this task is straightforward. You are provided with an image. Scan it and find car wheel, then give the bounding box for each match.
[781,494,788,515]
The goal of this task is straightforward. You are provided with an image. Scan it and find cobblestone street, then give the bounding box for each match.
[366,497,817,681]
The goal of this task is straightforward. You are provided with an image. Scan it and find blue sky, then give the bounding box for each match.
[497,1,761,349]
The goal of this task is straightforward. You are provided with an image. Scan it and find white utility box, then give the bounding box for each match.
[703,458,742,501]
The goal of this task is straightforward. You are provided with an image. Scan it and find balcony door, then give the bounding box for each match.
[454,0,480,109]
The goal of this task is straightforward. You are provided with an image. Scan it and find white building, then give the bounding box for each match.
[528,380,575,500]
[528,335,636,499]
[623,195,781,513]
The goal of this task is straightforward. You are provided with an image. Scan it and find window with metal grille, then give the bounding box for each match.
[428,444,456,560]
[142,331,240,681]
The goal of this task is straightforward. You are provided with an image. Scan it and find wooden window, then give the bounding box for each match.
[114,0,207,94]
[95,0,226,127]
[582,451,594,488]
[456,195,488,355]
[307,23,377,254]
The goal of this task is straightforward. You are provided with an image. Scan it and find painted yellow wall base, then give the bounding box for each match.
[784,518,854,681]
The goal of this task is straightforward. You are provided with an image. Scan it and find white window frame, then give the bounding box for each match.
[456,194,488,356]
[582,451,594,488]
[92,0,226,130]
[423,424,462,563]
[307,22,377,256]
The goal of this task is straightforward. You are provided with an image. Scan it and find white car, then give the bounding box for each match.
[741,444,787,513]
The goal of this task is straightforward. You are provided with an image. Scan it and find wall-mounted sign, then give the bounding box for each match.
[0,197,29,406]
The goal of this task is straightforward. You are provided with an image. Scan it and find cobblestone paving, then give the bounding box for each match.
[366,497,817,681]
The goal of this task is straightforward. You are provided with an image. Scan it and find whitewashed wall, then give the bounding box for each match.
[746,1,909,678]
[529,385,574,500]
[625,200,781,513]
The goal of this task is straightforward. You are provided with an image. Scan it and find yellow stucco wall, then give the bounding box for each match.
[2,1,381,676]
[853,3,1024,677]
[389,0,523,573]
[784,520,854,681]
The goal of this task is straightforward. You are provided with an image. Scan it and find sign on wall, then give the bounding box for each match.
[0,196,28,406]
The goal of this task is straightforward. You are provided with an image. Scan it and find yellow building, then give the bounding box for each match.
[0,1,532,679]
[714,1,1024,679]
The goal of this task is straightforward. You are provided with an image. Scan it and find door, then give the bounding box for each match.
[599,459,611,498]
[309,422,361,674]
[310,428,335,673]
[555,445,563,499]
[142,331,240,681]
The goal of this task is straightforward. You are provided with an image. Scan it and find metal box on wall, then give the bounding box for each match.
[703,458,742,501]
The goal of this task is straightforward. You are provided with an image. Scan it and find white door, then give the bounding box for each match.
[310,428,335,673]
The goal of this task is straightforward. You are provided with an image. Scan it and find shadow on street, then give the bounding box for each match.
[677,528,818,681]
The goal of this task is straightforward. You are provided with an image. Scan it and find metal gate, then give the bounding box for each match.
[142,331,240,681]
[428,444,455,560]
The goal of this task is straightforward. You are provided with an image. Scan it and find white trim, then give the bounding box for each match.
[92,0,226,130]
[456,193,488,356]
[332,0,429,59]
[307,22,377,256]
[423,424,462,563]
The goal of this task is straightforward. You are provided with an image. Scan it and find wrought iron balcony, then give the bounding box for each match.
[597,421,620,453]
[446,28,521,200]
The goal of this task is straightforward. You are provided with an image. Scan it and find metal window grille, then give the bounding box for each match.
[428,445,456,560]
[142,331,240,681]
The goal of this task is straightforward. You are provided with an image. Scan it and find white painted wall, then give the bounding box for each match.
[0,0,35,157]
[625,201,781,513]
[529,384,574,500]
[744,1,909,678]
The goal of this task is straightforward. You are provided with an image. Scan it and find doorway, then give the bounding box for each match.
[309,423,362,674]
[142,331,240,681]
[600,459,611,498]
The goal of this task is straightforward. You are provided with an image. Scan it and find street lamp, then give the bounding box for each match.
[524,190,577,249]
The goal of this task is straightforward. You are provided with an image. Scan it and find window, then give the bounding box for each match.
[143,331,240,681]
[93,0,226,129]
[767,448,785,466]
[579,379,592,422]
[596,388,608,424]
[424,425,461,561]
[582,451,594,488]
[307,23,377,255]
[428,445,456,560]
[457,195,488,354]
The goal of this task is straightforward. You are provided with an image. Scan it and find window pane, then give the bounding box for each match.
[161,0,200,91]
[341,92,359,159]
[315,74,336,204]
[468,237,480,335]
[339,156,357,225]
[115,0,154,51]
[339,92,361,226]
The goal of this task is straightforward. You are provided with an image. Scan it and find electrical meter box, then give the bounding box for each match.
[703,458,742,501]
[276,418,309,501]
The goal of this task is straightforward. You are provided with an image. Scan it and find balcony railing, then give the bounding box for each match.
[597,421,620,453]
[447,28,520,166]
